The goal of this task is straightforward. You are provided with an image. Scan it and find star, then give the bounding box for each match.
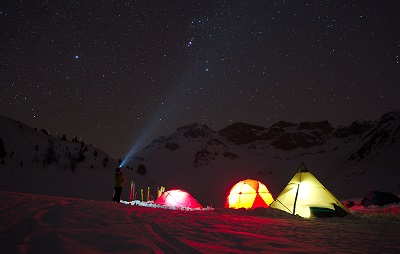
[0,1,398,158]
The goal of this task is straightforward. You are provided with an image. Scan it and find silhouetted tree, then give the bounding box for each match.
[76,152,85,162]
[70,156,77,172]
[34,144,38,151]
[0,138,7,158]
[137,164,147,176]
[103,157,109,167]
[94,150,98,157]
[61,135,67,141]
[44,140,57,164]
[41,129,49,135]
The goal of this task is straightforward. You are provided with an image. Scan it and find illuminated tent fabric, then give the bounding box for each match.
[225,179,274,209]
[270,163,350,218]
[154,189,203,209]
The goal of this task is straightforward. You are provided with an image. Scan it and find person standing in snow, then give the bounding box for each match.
[113,167,125,203]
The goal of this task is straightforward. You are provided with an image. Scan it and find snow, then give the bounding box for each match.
[1,113,400,253]
[1,191,399,253]
[121,200,214,211]
[1,113,400,208]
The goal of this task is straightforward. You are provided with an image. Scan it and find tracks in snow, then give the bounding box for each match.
[130,214,200,254]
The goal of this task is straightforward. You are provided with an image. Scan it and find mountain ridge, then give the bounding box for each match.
[1,111,399,207]
[141,110,400,164]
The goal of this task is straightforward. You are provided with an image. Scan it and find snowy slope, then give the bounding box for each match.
[0,116,120,200]
[1,112,400,207]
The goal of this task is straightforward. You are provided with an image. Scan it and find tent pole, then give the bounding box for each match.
[293,184,300,215]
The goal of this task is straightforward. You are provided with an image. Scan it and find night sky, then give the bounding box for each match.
[1,1,399,159]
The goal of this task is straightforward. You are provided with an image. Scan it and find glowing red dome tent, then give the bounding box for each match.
[225,179,274,209]
[155,189,203,209]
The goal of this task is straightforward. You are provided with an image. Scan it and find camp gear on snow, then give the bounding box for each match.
[360,191,400,207]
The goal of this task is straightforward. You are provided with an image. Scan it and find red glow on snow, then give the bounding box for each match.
[154,189,203,209]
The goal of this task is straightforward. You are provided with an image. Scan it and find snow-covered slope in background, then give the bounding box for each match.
[0,115,119,200]
[1,111,399,207]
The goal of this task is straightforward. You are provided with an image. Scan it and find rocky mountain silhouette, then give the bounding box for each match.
[1,111,399,207]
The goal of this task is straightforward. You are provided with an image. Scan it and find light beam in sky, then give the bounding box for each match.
[119,5,248,167]
[119,80,188,168]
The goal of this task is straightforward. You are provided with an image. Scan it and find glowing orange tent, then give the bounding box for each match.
[155,189,203,209]
[225,179,274,209]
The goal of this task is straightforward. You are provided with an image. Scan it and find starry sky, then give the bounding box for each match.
[1,1,399,159]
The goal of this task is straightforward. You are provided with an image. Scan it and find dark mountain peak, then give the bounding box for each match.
[298,120,334,133]
[348,111,400,162]
[270,121,296,129]
[218,122,265,132]
[218,122,266,145]
[148,123,215,147]
[269,121,333,150]
[261,121,296,141]
[380,110,400,124]
[349,121,375,135]
[332,120,375,138]
[176,122,215,139]
[150,136,167,144]
[271,132,326,150]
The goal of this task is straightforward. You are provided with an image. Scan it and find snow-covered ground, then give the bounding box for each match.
[1,113,400,253]
[1,191,399,254]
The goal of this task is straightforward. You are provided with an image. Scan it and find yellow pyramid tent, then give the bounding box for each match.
[270,163,349,218]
